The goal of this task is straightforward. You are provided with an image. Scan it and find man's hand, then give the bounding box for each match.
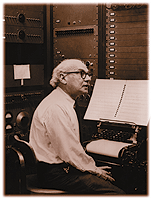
[96,166,115,182]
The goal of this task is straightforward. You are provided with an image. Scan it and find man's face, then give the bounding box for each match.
[64,63,91,99]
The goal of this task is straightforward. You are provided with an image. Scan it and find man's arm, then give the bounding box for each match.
[44,105,114,182]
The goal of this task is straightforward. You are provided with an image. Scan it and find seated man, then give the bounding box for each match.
[29,59,125,194]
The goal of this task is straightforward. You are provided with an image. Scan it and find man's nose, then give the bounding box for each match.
[85,74,91,81]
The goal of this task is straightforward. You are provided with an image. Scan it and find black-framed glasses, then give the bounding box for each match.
[63,70,92,79]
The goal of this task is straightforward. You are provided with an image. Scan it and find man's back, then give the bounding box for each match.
[29,86,79,164]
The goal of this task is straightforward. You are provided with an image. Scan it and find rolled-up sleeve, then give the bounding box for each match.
[44,104,99,174]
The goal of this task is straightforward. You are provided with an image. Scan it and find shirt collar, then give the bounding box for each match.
[56,86,75,106]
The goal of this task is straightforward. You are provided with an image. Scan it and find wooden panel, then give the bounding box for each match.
[106,70,148,80]
[106,21,147,29]
[106,5,148,80]
[107,52,147,59]
[107,47,147,53]
[106,7,147,17]
[5,65,44,88]
[106,65,147,71]
[106,40,147,47]
[106,27,147,35]
[106,58,147,65]
[53,4,98,28]
[106,34,148,41]
[54,31,98,59]
[108,15,147,23]
[53,4,99,84]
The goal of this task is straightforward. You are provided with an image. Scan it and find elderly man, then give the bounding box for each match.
[29,59,125,194]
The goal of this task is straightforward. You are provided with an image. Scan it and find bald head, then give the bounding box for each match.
[50,59,87,88]
[50,59,91,100]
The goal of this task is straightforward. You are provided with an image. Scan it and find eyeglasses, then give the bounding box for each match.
[63,70,93,79]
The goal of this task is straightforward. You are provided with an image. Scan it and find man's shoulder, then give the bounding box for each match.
[40,90,66,109]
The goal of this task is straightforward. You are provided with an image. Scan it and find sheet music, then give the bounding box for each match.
[84,79,149,126]
[116,80,149,126]
[84,79,126,121]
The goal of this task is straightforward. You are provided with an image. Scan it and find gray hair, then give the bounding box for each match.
[50,59,85,88]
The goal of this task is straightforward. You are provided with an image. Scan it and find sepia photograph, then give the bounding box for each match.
[3,1,150,197]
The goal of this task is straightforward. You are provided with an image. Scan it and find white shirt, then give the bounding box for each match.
[29,87,99,174]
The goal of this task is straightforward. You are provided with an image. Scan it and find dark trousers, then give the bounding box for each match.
[37,161,125,195]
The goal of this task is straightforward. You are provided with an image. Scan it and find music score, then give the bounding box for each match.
[84,79,149,126]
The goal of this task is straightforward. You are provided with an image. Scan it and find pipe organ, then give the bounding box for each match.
[4,3,148,195]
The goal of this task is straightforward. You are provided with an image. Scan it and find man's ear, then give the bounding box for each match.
[59,73,67,85]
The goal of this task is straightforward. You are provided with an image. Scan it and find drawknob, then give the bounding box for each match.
[16,111,30,129]
[17,13,25,23]
[18,30,25,40]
